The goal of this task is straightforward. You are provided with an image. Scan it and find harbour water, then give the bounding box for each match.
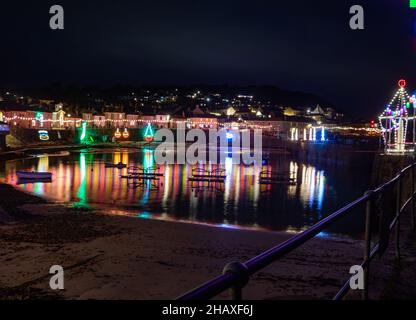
[0,147,375,237]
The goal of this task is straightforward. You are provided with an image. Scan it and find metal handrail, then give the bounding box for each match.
[177,162,416,301]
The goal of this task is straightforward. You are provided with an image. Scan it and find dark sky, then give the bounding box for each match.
[0,0,415,117]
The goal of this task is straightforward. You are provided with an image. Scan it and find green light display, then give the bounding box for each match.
[35,112,44,125]
[411,0,416,8]
[35,112,43,120]
[75,153,89,208]
[144,123,155,142]
[144,123,154,137]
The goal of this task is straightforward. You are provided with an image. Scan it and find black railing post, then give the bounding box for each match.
[412,164,415,232]
[395,174,402,260]
[231,286,242,301]
[363,191,373,300]
[222,262,250,300]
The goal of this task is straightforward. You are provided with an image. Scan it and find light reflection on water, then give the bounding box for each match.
[0,149,370,236]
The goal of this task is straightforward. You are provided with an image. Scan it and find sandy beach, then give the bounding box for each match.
[0,182,413,300]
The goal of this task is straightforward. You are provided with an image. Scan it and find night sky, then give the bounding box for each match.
[0,0,415,117]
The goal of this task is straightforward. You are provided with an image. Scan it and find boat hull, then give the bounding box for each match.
[17,177,52,185]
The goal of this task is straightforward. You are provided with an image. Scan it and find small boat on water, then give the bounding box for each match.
[105,162,127,169]
[16,171,53,180]
[32,151,71,158]
[17,177,52,185]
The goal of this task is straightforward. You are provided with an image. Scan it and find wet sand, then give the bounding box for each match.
[0,182,412,300]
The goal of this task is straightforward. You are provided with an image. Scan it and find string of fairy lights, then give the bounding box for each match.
[2,115,219,127]
[1,114,291,130]
[2,112,382,136]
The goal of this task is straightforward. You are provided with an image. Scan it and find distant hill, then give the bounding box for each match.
[192,85,334,109]
[10,84,334,112]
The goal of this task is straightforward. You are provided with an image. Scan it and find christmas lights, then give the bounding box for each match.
[144,123,155,143]
[122,128,130,139]
[379,80,414,152]
[114,128,122,139]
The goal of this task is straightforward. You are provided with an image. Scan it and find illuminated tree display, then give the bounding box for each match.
[144,123,154,143]
[379,80,416,153]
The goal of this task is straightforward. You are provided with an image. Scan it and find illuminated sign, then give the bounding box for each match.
[38,130,50,141]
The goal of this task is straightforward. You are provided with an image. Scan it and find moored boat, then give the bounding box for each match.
[16,171,53,180]
[105,162,127,169]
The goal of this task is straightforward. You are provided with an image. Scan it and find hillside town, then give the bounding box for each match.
[0,87,378,151]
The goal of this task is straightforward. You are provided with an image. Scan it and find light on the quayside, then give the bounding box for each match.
[144,123,154,143]
[123,128,130,139]
[379,80,415,153]
[38,130,49,141]
[114,128,122,139]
